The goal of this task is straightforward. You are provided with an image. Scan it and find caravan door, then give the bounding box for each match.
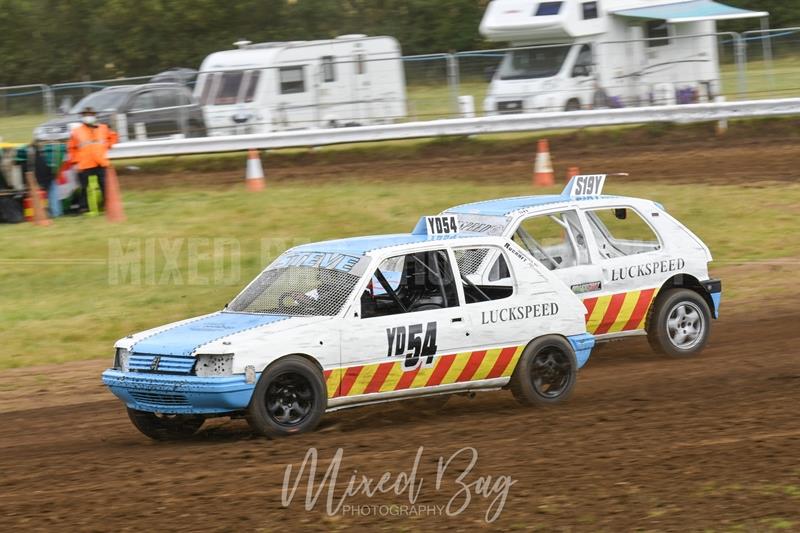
[351,45,371,125]
[275,65,315,130]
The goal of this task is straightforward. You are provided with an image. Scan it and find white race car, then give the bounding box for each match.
[103,216,595,440]
[441,175,722,357]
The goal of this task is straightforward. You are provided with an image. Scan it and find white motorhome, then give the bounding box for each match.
[195,35,407,134]
[479,0,768,113]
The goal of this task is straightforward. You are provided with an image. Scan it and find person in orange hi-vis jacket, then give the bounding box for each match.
[67,107,118,213]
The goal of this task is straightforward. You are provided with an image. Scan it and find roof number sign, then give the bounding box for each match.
[565,174,606,197]
[426,215,459,235]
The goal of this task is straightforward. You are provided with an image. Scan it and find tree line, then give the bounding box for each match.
[0,0,794,87]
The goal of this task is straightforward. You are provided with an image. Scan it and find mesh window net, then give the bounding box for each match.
[229,265,359,316]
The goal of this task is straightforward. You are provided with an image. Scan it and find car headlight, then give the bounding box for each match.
[114,347,131,371]
[195,354,234,377]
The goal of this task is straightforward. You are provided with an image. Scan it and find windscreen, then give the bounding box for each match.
[497,45,571,80]
[228,251,365,316]
[70,90,129,113]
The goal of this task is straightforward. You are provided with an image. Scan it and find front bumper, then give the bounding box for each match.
[102,369,258,415]
[701,279,722,318]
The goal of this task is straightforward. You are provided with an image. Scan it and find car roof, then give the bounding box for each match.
[445,193,640,217]
[290,232,488,258]
[100,82,185,93]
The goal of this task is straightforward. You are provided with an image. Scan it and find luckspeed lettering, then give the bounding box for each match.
[610,258,685,282]
[481,302,559,324]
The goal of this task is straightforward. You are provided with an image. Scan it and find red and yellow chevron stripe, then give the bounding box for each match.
[583,288,658,335]
[323,345,525,399]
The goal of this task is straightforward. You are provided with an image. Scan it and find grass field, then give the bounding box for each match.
[1,179,799,370]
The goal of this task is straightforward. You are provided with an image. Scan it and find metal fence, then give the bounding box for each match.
[1,28,799,143]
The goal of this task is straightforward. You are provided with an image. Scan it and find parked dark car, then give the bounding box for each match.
[34,83,206,142]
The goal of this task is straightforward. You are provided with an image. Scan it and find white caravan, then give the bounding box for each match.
[195,35,407,134]
[479,0,768,113]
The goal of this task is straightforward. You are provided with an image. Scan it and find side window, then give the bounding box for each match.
[582,1,598,20]
[154,89,178,109]
[455,247,513,304]
[244,70,261,103]
[177,91,192,106]
[321,56,336,82]
[130,92,156,111]
[645,20,670,47]
[513,210,589,270]
[279,66,306,94]
[360,250,458,319]
[585,208,661,259]
[534,1,562,16]
[572,44,593,77]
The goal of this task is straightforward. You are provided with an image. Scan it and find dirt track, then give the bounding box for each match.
[1,270,799,531]
[3,127,800,531]
[119,120,800,189]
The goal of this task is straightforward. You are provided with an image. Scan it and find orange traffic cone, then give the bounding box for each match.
[246,149,265,191]
[105,165,126,223]
[24,171,52,227]
[533,139,554,187]
[567,166,580,180]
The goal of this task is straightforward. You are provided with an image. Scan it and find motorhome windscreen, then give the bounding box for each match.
[498,46,571,80]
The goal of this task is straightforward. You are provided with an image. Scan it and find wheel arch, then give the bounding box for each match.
[260,352,325,376]
[656,273,716,319]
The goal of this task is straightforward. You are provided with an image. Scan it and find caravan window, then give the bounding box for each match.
[243,70,260,103]
[322,56,336,82]
[534,2,562,16]
[645,20,670,47]
[498,46,571,80]
[279,66,306,94]
[582,1,598,19]
[215,71,244,105]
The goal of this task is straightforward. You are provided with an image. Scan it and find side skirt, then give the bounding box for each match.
[326,377,510,412]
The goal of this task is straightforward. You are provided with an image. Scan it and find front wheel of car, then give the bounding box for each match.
[246,356,327,438]
[510,336,577,407]
[647,288,711,357]
[126,408,205,441]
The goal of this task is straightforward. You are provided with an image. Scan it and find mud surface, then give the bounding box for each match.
[3,128,800,531]
[120,121,800,189]
[1,292,798,531]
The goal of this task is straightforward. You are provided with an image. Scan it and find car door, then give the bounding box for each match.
[450,244,545,382]
[580,205,668,335]
[152,89,181,137]
[337,248,468,400]
[126,90,159,140]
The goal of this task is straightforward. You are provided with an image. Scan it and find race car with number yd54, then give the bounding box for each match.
[441,174,722,357]
[102,216,596,440]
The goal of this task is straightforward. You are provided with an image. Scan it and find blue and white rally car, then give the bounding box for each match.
[440,175,722,357]
[103,216,595,440]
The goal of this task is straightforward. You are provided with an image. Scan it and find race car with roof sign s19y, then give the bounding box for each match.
[440,175,721,358]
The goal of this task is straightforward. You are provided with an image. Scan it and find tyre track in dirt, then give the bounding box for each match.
[1,298,798,532]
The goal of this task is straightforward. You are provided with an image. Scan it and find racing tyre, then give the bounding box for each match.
[247,356,327,438]
[510,336,577,407]
[647,288,711,357]
[126,408,205,441]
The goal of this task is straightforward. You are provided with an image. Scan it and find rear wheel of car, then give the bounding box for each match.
[565,99,581,111]
[510,336,577,406]
[647,288,711,357]
[246,356,327,438]
[126,408,205,441]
